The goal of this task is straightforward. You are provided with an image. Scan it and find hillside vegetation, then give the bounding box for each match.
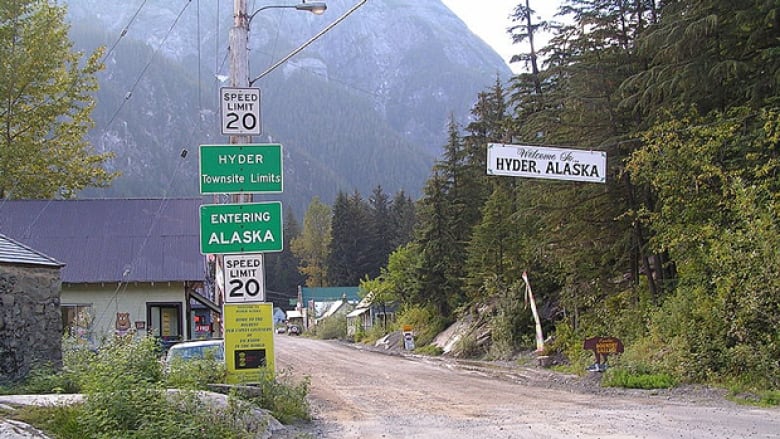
[315,0,779,394]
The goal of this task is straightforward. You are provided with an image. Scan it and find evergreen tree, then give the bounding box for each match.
[504,0,663,326]
[621,0,779,117]
[627,108,780,387]
[389,190,416,249]
[0,0,116,198]
[367,185,394,277]
[327,191,372,286]
[508,0,549,94]
[414,170,459,317]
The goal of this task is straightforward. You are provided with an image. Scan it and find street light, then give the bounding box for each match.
[249,1,327,22]
[229,0,328,143]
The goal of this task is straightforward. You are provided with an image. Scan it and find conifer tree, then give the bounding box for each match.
[389,190,416,249]
[367,185,394,277]
[327,191,372,286]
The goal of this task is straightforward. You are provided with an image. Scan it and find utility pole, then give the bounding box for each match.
[229,0,250,203]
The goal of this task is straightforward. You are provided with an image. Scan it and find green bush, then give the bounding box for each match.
[0,365,79,395]
[315,316,347,340]
[14,404,85,439]
[414,344,443,356]
[602,368,677,389]
[246,369,311,424]
[9,336,312,436]
[165,355,227,390]
[355,320,395,344]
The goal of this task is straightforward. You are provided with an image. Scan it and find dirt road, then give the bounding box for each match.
[274,334,780,439]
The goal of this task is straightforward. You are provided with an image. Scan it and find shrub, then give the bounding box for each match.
[246,369,311,424]
[13,404,85,439]
[354,320,395,344]
[602,368,677,389]
[9,336,312,436]
[414,344,443,356]
[315,316,347,340]
[165,355,227,390]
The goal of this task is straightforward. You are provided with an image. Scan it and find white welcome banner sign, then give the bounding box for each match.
[487,143,606,183]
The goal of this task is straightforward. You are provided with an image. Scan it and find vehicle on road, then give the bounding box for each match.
[276,326,286,334]
[164,339,224,370]
[287,325,301,336]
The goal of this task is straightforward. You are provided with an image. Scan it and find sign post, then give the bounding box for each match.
[220,87,261,136]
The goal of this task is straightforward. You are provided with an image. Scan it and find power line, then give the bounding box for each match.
[95,148,192,329]
[197,0,202,110]
[101,0,149,64]
[105,0,193,129]
[250,0,368,85]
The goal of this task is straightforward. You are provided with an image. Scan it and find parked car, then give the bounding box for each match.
[275,326,286,334]
[164,339,224,370]
[287,325,300,336]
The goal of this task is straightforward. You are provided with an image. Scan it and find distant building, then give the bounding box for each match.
[273,307,286,324]
[297,286,360,329]
[0,199,219,348]
[346,292,398,337]
[0,233,65,382]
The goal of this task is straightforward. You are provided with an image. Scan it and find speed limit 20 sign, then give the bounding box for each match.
[223,254,265,303]
[220,87,261,136]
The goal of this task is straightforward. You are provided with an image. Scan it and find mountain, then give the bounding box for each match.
[67,0,513,216]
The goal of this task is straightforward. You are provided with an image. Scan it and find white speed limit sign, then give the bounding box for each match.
[220,87,262,136]
[223,254,265,303]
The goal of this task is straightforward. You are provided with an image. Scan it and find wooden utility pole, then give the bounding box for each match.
[229,0,250,198]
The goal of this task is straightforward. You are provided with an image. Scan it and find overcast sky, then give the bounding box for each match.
[441,0,560,73]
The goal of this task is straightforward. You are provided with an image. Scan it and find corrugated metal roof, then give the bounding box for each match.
[0,199,206,283]
[0,233,63,268]
[301,286,360,302]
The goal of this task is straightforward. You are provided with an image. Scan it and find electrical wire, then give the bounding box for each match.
[101,0,149,64]
[105,0,193,129]
[250,0,368,85]
[94,147,191,330]
[197,0,202,110]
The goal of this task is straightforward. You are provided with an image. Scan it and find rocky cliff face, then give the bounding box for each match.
[67,0,513,214]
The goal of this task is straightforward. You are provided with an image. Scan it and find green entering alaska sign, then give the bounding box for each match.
[200,202,283,254]
[200,144,283,194]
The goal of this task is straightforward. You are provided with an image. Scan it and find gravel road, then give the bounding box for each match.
[274,334,780,439]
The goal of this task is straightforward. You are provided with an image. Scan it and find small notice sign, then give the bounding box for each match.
[224,303,274,383]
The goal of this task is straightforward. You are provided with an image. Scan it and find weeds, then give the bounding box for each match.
[602,368,676,389]
[7,335,311,437]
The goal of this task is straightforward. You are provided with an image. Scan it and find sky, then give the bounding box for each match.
[441,0,561,73]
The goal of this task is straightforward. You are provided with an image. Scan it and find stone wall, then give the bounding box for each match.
[0,264,63,383]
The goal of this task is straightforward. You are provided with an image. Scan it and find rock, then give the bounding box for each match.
[0,420,51,439]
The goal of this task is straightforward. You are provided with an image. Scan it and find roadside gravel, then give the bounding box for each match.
[274,335,779,439]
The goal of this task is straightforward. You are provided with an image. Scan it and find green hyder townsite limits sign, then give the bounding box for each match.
[199,144,283,194]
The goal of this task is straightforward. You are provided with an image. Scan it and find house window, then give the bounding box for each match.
[147,303,182,346]
[62,304,93,337]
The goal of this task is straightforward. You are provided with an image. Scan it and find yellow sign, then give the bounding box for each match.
[223,302,274,383]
